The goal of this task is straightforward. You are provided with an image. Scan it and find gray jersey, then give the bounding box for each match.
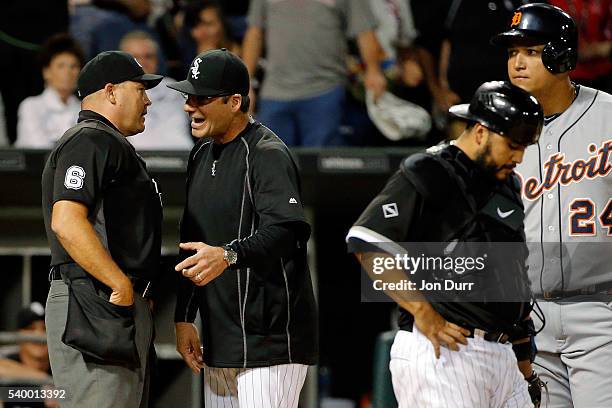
[516,86,612,295]
[247,0,376,100]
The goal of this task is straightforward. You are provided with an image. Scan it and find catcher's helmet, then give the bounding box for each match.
[491,3,577,74]
[449,81,543,146]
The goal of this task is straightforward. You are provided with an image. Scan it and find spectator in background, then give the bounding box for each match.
[0,303,50,381]
[242,0,387,147]
[152,0,185,80]
[70,0,156,60]
[415,0,529,138]
[0,302,56,408]
[120,30,193,150]
[15,34,84,148]
[549,0,612,92]
[178,0,240,71]
[371,0,431,109]
[363,0,435,145]
[217,0,250,42]
[0,0,69,145]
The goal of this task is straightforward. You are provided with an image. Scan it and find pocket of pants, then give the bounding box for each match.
[62,278,139,366]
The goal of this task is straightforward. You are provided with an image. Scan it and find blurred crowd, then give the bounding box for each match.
[0,0,611,149]
[0,302,56,408]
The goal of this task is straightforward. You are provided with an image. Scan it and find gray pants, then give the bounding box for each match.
[46,279,153,408]
[534,301,612,408]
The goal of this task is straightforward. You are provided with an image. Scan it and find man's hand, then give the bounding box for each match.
[413,304,470,359]
[432,85,461,112]
[175,322,204,374]
[175,242,228,286]
[109,277,134,306]
[364,67,387,101]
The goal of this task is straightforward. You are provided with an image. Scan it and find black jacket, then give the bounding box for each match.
[175,120,318,368]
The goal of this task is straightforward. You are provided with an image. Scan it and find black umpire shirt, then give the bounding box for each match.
[42,110,163,281]
[175,119,318,368]
[347,143,531,333]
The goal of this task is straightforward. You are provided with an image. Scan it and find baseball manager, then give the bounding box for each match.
[169,49,318,407]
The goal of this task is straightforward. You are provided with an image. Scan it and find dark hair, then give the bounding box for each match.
[465,121,477,131]
[222,94,250,113]
[39,33,85,69]
[183,0,235,43]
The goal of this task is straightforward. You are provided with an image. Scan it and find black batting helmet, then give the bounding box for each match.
[449,81,543,146]
[491,3,578,74]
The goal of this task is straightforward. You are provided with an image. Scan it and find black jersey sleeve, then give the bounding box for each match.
[51,131,121,211]
[250,140,310,239]
[228,223,297,268]
[346,169,422,252]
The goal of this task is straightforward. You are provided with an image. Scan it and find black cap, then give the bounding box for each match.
[167,48,249,97]
[77,51,163,100]
[449,81,543,146]
[17,302,45,329]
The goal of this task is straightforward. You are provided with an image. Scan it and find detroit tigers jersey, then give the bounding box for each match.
[516,85,612,295]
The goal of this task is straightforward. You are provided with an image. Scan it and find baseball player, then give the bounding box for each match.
[347,81,544,407]
[492,4,612,407]
[168,49,318,407]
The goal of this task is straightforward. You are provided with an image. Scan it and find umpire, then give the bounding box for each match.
[42,51,163,408]
[347,81,544,407]
[168,49,318,406]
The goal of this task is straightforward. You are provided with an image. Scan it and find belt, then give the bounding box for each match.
[540,282,612,300]
[406,323,510,344]
[49,264,152,298]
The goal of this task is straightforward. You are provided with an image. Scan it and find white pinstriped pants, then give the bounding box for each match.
[203,363,308,408]
[389,329,533,408]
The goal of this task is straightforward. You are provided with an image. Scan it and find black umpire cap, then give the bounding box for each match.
[167,48,249,97]
[449,81,543,146]
[77,51,163,100]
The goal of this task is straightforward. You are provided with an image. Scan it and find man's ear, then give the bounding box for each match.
[230,94,242,113]
[104,83,117,104]
[474,123,489,147]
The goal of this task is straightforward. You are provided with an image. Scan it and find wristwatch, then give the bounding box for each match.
[223,245,238,267]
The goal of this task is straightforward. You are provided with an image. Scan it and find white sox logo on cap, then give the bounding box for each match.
[191,57,202,79]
